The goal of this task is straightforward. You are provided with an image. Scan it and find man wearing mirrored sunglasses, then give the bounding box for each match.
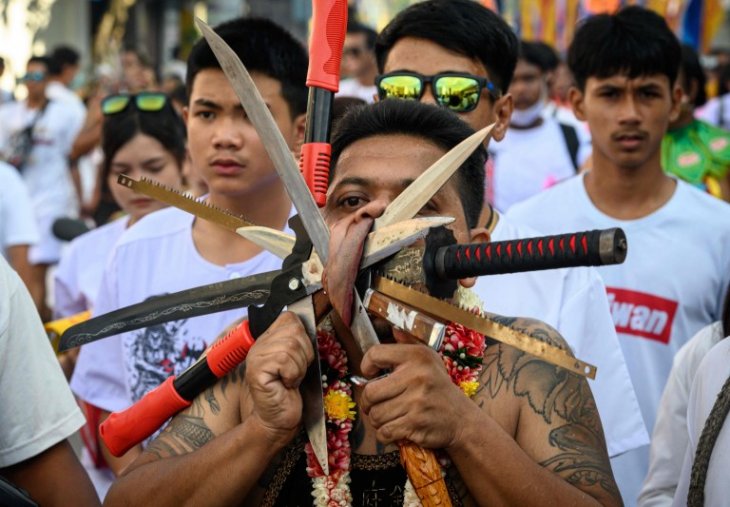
[0,55,85,321]
[374,0,648,470]
[71,17,306,479]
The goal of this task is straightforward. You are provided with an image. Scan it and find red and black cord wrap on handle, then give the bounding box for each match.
[299,0,348,206]
[432,228,627,280]
[99,321,255,457]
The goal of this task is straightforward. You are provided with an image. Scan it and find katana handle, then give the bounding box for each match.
[299,0,348,206]
[434,228,627,279]
[100,321,255,457]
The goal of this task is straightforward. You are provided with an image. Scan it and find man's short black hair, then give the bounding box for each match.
[568,6,681,91]
[347,20,378,50]
[27,55,51,72]
[680,44,707,107]
[518,41,555,73]
[331,100,486,229]
[375,0,518,95]
[186,17,308,118]
[50,45,80,74]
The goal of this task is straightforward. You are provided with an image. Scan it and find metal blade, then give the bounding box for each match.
[59,270,282,351]
[196,19,331,263]
[118,175,252,230]
[372,276,597,379]
[374,124,495,230]
[238,216,454,271]
[288,298,329,476]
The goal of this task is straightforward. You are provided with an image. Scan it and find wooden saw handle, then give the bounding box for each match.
[399,441,452,506]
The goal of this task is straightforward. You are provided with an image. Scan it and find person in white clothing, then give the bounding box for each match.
[54,92,187,499]
[0,255,99,506]
[337,20,378,103]
[71,17,306,479]
[0,55,84,320]
[639,320,727,506]
[506,7,730,505]
[489,40,591,212]
[671,336,730,507]
[374,0,647,461]
[0,160,39,292]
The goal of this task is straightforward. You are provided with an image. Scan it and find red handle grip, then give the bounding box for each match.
[306,0,348,91]
[207,320,256,378]
[299,143,331,207]
[100,376,191,457]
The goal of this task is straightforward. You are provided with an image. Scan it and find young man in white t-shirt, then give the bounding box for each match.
[373,0,646,461]
[0,56,84,320]
[507,7,730,505]
[71,17,307,476]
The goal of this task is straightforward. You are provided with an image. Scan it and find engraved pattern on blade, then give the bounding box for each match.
[62,290,271,349]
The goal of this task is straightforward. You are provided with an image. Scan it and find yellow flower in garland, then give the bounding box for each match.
[460,380,479,398]
[324,390,356,421]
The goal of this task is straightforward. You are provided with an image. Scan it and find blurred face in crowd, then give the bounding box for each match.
[184,69,303,202]
[108,133,184,224]
[509,59,544,111]
[382,37,512,142]
[342,32,375,80]
[571,73,681,171]
[23,60,48,104]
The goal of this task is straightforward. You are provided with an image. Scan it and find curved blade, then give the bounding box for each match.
[58,270,280,351]
[236,226,296,259]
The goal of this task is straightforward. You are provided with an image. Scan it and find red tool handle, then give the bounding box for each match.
[306,0,348,91]
[100,320,256,457]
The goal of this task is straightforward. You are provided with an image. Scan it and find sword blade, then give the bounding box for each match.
[196,19,331,263]
[58,270,281,351]
[374,124,494,230]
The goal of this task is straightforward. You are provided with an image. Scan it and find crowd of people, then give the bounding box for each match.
[1,1,729,506]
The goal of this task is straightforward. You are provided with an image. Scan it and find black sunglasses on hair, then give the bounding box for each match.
[375,71,500,113]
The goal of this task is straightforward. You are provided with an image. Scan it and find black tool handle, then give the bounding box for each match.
[434,228,627,279]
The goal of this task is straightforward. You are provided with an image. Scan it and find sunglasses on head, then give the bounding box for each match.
[21,71,46,83]
[101,92,169,116]
[375,71,500,113]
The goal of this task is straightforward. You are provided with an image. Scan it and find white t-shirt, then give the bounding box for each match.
[0,255,85,467]
[695,94,730,129]
[488,118,591,212]
[54,216,129,318]
[672,337,730,507]
[71,206,290,413]
[508,174,730,505]
[640,322,725,507]
[336,78,377,103]
[0,161,39,256]
[46,81,86,128]
[476,214,648,458]
[0,100,83,263]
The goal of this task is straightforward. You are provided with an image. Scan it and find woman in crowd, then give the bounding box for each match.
[53,91,186,499]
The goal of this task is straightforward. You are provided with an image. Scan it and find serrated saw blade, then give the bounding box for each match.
[372,276,597,379]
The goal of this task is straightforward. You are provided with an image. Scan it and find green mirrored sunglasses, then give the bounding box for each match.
[101,92,169,116]
[375,71,500,113]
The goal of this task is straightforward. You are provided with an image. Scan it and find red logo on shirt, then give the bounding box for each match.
[606,288,678,344]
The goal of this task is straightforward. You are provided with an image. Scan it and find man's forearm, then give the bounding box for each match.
[448,404,620,506]
[105,416,283,507]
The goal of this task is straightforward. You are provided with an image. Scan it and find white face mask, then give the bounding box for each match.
[510,98,545,127]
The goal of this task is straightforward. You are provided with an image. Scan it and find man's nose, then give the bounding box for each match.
[418,84,439,107]
[212,116,245,149]
[354,200,387,221]
[618,96,641,124]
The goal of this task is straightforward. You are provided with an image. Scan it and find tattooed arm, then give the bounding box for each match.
[450,316,622,506]
[104,312,314,507]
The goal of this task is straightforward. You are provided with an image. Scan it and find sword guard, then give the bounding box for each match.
[423,226,458,299]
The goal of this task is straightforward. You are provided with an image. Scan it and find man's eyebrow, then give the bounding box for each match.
[331,176,371,189]
[191,98,221,109]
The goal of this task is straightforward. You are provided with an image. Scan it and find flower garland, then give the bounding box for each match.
[305,293,487,507]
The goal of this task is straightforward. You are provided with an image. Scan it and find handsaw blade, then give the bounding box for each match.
[372,276,597,379]
[58,270,282,351]
[288,297,329,476]
[196,19,331,263]
[117,175,294,260]
[374,124,495,230]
